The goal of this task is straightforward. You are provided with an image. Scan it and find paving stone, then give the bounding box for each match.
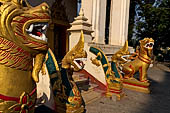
[85,65,170,113]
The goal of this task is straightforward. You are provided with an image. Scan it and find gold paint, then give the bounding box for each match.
[106,41,130,99]
[122,38,154,93]
[122,38,154,82]
[90,58,101,66]
[0,0,50,112]
[48,48,59,71]
[90,42,130,100]
[32,53,45,82]
[123,78,150,93]
[62,31,87,71]
[111,40,130,63]
[52,31,87,113]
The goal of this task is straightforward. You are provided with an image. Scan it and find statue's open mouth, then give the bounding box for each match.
[145,42,154,49]
[73,58,87,69]
[26,22,48,42]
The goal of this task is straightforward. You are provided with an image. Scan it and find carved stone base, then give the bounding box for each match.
[105,88,125,100]
[123,78,150,93]
[56,105,84,113]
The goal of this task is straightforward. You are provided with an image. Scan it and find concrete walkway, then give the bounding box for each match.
[85,64,170,113]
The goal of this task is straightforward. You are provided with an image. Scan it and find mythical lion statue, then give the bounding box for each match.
[122,38,154,82]
[0,0,50,112]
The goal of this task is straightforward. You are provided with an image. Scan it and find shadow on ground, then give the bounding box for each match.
[85,65,170,113]
[135,66,170,113]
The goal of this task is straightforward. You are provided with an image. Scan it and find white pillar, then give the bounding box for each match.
[82,0,106,44]
[109,0,130,46]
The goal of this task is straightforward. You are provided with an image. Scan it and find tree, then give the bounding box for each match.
[128,0,170,56]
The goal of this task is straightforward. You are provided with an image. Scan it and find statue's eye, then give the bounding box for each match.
[72,53,75,56]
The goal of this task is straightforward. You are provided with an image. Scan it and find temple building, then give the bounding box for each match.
[27,0,132,60]
[27,0,133,110]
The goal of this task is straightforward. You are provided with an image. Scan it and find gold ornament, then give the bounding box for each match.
[122,38,154,93]
[46,31,86,113]
[0,0,50,112]
[90,41,129,100]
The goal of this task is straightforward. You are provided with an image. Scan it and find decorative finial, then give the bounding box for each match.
[79,7,84,16]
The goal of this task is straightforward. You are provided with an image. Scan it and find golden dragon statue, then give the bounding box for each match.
[122,38,154,93]
[89,41,129,100]
[0,0,50,112]
[43,31,87,113]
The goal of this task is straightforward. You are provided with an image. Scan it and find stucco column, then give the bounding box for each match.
[109,0,130,46]
[81,0,106,44]
[67,8,93,50]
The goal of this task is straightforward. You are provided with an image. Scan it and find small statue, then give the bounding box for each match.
[89,41,129,100]
[44,31,87,113]
[122,38,154,93]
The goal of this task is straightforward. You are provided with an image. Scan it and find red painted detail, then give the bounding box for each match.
[139,66,142,81]
[0,94,20,103]
[16,28,23,34]
[19,16,28,19]
[2,40,8,45]
[14,106,21,111]
[8,58,21,67]
[1,51,8,56]
[7,54,13,60]
[43,13,51,19]
[0,57,6,61]
[79,69,107,91]
[139,54,151,62]
[22,96,27,104]
[12,44,17,49]
[15,32,26,40]
[109,90,121,94]
[138,56,151,64]
[108,87,122,92]
[12,20,25,24]
[123,82,148,88]
[0,88,36,102]
[17,24,23,28]
[32,14,39,18]
[0,88,36,112]
[29,88,36,96]
[0,37,4,44]
[22,111,26,113]
[23,62,32,70]
[7,41,12,46]
[36,32,42,37]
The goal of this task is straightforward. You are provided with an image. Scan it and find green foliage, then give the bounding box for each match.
[128,0,170,56]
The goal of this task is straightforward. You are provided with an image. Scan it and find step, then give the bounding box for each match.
[72,73,89,88]
[72,72,102,104]
[81,88,101,104]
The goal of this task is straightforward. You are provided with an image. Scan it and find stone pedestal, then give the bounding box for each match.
[67,8,93,50]
[123,78,150,94]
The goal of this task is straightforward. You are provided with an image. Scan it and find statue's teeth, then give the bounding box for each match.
[26,24,34,32]
[41,34,47,42]
[42,25,47,30]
